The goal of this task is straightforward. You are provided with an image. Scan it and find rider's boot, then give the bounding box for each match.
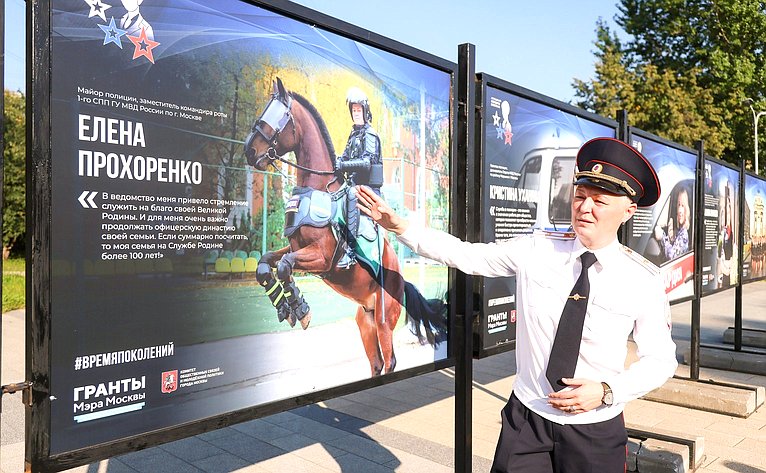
[338,190,359,269]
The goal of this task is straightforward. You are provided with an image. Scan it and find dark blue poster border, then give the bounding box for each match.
[742,170,766,285]
[699,156,742,298]
[29,0,460,470]
[626,127,699,306]
[473,73,617,359]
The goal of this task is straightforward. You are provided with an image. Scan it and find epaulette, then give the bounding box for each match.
[533,228,576,240]
[620,244,660,275]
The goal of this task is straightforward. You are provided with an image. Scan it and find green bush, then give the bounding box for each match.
[3,90,26,255]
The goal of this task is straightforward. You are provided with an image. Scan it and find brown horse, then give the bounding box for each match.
[244,78,446,376]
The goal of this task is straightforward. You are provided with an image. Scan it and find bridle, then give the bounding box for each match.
[244,93,336,176]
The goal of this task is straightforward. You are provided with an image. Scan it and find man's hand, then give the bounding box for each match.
[356,185,409,235]
[547,378,605,414]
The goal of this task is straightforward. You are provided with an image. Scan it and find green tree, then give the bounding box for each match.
[575,1,766,168]
[3,90,26,256]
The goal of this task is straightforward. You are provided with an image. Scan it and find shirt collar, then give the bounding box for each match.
[570,237,621,270]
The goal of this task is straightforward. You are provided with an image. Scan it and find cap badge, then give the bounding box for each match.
[592,163,603,174]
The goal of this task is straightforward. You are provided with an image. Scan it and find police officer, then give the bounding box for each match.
[356,138,677,473]
[335,87,383,268]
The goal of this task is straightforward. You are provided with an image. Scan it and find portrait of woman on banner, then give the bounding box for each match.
[654,185,692,264]
[717,181,738,287]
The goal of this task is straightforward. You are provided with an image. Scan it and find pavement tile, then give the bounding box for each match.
[255,451,339,473]
[293,404,362,427]
[473,436,499,460]
[260,410,303,426]
[654,415,718,432]
[381,448,453,473]
[205,430,287,464]
[702,443,766,469]
[191,452,253,473]
[0,441,23,473]
[288,443,351,470]
[731,437,766,454]
[330,400,393,423]
[159,435,226,462]
[353,421,454,466]
[331,452,396,473]
[196,427,237,441]
[266,433,345,459]
[92,459,141,473]
[117,448,204,473]
[324,432,399,464]
[319,398,356,410]
[698,429,747,448]
[706,421,766,442]
[230,418,294,440]
[703,457,766,472]
[277,417,351,442]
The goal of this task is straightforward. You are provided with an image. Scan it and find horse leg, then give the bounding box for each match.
[376,290,403,374]
[256,249,291,325]
[355,304,384,376]
[276,252,312,330]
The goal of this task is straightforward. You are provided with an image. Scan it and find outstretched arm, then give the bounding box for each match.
[356,185,409,235]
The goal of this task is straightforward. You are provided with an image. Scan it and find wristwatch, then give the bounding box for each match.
[601,382,614,406]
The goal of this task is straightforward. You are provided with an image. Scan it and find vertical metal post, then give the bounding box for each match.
[28,0,54,470]
[735,161,745,351]
[617,110,629,244]
[455,43,476,473]
[690,140,704,380]
[0,0,6,442]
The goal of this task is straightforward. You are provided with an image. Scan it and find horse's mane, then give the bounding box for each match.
[290,92,337,166]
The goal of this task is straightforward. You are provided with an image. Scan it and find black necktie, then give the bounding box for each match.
[546,251,598,391]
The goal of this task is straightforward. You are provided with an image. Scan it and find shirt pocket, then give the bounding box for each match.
[524,269,567,329]
[582,294,636,342]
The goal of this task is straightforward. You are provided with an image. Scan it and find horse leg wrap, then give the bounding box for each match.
[283,280,310,321]
[257,264,290,323]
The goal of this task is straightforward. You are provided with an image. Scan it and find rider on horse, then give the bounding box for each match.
[335,87,383,268]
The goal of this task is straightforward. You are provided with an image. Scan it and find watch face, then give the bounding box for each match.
[602,383,613,405]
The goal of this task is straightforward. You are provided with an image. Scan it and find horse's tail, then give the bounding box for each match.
[403,281,448,347]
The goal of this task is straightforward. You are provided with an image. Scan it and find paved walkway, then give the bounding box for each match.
[3,282,766,472]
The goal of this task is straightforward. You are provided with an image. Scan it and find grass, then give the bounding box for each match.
[3,258,25,273]
[2,257,25,313]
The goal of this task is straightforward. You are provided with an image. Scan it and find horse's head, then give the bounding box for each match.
[244,77,298,170]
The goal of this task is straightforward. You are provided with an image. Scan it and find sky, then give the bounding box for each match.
[3,0,624,103]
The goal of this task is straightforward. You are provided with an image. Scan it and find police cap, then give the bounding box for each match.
[574,137,660,207]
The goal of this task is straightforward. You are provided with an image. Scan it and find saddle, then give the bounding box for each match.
[283,186,382,275]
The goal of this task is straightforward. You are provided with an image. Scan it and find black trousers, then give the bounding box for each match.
[490,393,627,473]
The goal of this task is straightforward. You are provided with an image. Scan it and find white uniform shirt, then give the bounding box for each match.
[398,224,677,425]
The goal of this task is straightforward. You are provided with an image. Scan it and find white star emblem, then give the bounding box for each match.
[84,0,112,22]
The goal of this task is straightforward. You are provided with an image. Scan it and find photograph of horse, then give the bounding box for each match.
[243,78,447,377]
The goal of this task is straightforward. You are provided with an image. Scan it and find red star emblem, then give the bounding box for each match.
[128,27,160,64]
[504,128,513,145]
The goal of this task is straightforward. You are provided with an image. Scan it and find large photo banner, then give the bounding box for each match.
[49,0,451,454]
[701,158,740,294]
[743,172,766,282]
[478,79,615,352]
[625,132,696,303]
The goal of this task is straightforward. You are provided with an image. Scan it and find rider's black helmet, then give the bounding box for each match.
[346,87,372,124]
